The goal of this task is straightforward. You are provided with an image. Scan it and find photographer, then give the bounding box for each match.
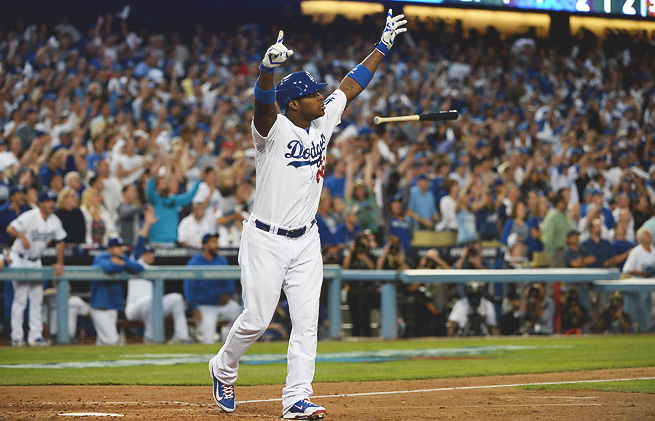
[560,288,589,335]
[521,282,555,335]
[595,292,636,334]
[417,248,451,269]
[454,240,485,269]
[376,235,411,270]
[343,232,377,337]
[399,282,443,337]
[447,282,498,337]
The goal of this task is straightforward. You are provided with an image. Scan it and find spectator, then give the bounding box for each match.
[178,202,215,248]
[542,192,573,267]
[80,187,117,246]
[116,138,145,187]
[497,181,520,236]
[435,178,458,232]
[622,227,655,277]
[525,195,547,256]
[324,159,346,200]
[184,233,242,344]
[0,186,29,246]
[594,291,636,334]
[117,184,143,246]
[90,237,143,346]
[316,191,338,247]
[609,223,636,270]
[475,185,500,241]
[409,174,439,231]
[388,194,411,253]
[500,200,528,246]
[521,282,555,335]
[334,205,363,247]
[39,150,66,189]
[125,207,192,344]
[146,174,201,244]
[563,229,596,268]
[448,282,497,337]
[55,188,86,245]
[95,159,122,222]
[455,181,480,245]
[63,171,83,196]
[581,219,613,268]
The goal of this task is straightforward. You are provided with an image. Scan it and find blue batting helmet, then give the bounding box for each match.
[275,71,327,114]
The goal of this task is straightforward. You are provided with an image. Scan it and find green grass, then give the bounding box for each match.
[0,335,653,386]
[519,379,655,394]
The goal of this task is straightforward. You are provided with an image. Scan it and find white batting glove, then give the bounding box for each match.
[259,30,294,73]
[376,9,407,56]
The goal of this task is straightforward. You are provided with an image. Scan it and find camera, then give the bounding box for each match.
[388,236,401,256]
[354,234,368,254]
[528,285,540,299]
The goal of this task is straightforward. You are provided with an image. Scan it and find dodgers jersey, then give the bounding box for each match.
[9,208,67,259]
[251,89,347,228]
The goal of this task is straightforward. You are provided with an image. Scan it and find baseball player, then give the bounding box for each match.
[209,10,406,419]
[90,237,143,346]
[125,206,192,344]
[7,190,66,347]
[184,233,242,344]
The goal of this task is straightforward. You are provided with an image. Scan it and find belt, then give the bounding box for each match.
[18,253,39,262]
[255,219,316,238]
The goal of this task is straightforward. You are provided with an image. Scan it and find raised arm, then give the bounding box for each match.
[337,9,407,109]
[253,30,294,136]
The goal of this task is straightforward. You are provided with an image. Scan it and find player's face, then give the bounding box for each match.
[296,91,325,119]
[142,252,155,265]
[204,237,219,257]
[39,199,55,216]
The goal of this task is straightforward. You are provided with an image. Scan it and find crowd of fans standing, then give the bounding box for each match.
[0,10,653,340]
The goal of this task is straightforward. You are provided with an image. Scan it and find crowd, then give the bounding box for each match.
[0,10,654,344]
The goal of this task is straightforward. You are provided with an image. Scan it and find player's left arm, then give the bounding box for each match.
[54,240,65,276]
[338,9,406,109]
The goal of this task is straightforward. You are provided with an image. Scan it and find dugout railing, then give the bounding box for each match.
[2,266,649,344]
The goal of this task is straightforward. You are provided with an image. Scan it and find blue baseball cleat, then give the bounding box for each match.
[209,357,235,413]
[283,399,326,419]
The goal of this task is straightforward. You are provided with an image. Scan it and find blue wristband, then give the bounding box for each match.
[375,41,389,56]
[254,83,276,104]
[259,62,275,73]
[347,64,374,90]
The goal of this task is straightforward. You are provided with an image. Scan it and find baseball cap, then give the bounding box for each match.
[202,233,219,245]
[416,174,429,182]
[108,237,124,248]
[38,190,58,202]
[143,244,155,254]
[388,193,403,204]
[566,229,579,238]
[9,185,24,196]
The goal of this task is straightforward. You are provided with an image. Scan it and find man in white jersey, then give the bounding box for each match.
[209,10,407,419]
[7,190,66,346]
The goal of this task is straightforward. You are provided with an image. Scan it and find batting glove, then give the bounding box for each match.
[260,30,294,73]
[376,9,407,56]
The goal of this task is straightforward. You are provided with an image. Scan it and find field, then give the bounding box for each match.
[1,335,654,419]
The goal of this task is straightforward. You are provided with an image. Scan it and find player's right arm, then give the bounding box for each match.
[253,30,293,136]
[7,217,30,249]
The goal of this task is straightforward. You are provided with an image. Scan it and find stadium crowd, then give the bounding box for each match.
[0,10,654,343]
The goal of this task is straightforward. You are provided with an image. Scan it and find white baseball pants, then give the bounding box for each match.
[10,253,44,343]
[125,293,191,343]
[47,295,91,338]
[195,299,242,344]
[90,308,119,346]
[213,220,323,413]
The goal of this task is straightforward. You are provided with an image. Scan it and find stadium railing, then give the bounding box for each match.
[1,266,644,343]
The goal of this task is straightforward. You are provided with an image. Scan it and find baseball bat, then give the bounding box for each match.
[373,110,459,125]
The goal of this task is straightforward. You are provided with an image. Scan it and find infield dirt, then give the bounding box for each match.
[2,367,654,420]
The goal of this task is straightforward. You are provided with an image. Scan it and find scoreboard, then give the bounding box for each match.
[391,0,655,18]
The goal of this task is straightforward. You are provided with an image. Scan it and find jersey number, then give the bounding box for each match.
[316,157,326,183]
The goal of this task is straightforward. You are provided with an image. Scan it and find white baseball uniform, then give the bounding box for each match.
[212,89,347,412]
[125,259,192,343]
[9,208,67,343]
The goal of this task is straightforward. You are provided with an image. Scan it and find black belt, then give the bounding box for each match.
[255,219,316,238]
[18,253,39,262]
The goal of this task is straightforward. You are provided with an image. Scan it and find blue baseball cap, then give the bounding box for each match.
[108,237,124,248]
[202,233,219,245]
[275,71,327,114]
[143,244,155,254]
[37,190,58,202]
[9,185,24,196]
